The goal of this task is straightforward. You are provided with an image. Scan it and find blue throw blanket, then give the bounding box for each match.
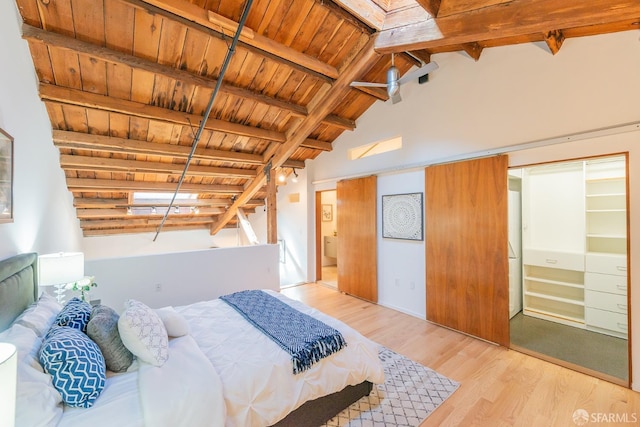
[220,290,346,374]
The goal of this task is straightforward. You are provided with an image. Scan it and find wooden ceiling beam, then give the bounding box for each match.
[74,197,261,209]
[66,178,243,194]
[324,114,357,131]
[22,25,353,132]
[462,42,483,61]
[40,84,285,142]
[414,0,441,18]
[123,0,338,81]
[282,159,306,169]
[53,130,266,165]
[82,224,212,236]
[330,0,386,30]
[59,154,257,179]
[210,35,381,235]
[54,130,306,171]
[544,30,565,55]
[303,139,334,152]
[354,86,389,101]
[383,3,432,30]
[79,216,219,225]
[375,0,640,53]
[74,198,130,209]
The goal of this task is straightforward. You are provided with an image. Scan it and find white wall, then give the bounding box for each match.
[276,169,309,286]
[84,245,279,310]
[377,170,426,318]
[290,30,640,388]
[0,1,83,260]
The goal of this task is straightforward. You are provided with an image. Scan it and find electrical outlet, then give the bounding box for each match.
[155,283,162,292]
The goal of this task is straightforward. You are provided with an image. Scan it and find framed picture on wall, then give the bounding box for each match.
[322,204,333,221]
[0,128,13,224]
[382,192,423,241]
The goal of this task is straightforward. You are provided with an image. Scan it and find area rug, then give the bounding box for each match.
[324,347,459,426]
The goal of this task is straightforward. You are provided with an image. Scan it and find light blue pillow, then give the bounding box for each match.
[54,298,92,332]
[39,326,106,408]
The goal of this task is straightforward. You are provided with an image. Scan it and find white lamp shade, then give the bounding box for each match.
[0,342,17,427]
[38,252,85,286]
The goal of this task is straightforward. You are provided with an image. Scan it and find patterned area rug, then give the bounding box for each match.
[324,347,459,427]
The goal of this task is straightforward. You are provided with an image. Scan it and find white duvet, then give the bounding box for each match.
[59,290,384,427]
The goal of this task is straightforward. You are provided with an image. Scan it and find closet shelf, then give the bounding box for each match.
[586,209,626,213]
[523,275,583,289]
[524,291,585,306]
[585,193,625,198]
[586,233,626,239]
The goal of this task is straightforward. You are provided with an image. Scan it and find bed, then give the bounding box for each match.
[0,253,384,426]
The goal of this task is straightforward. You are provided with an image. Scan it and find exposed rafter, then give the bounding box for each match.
[22,24,355,132]
[544,30,565,55]
[65,178,244,194]
[375,0,640,53]
[210,35,381,235]
[461,42,483,61]
[124,0,340,80]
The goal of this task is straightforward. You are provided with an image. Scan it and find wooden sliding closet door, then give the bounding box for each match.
[337,176,377,303]
[425,156,509,346]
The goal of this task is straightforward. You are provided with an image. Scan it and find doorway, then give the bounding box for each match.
[315,190,338,288]
[509,154,630,386]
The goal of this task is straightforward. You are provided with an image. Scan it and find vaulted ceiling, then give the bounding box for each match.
[13,0,640,237]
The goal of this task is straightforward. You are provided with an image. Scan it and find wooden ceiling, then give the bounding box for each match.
[13,0,640,237]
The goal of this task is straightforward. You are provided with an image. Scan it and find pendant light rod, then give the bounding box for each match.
[154,0,255,241]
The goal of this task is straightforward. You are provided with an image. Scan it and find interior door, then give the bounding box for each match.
[425,155,510,346]
[337,175,377,302]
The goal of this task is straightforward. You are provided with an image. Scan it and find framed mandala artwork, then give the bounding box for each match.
[382,192,423,241]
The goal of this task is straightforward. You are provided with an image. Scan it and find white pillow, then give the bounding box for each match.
[154,307,189,337]
[0,323,63,426]
[118,300,169,366]
[13,292,62,336]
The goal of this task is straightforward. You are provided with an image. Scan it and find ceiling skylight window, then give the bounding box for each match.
[133,192,197,203]
[129,192,198,216]
[348,136,402,160]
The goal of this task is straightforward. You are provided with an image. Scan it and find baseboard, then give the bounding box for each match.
[377,301,424,320]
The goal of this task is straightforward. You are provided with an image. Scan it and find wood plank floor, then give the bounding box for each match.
[281,283,640,427]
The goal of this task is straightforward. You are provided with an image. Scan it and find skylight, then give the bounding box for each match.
[129,192,199,216]
[348,136,402,160]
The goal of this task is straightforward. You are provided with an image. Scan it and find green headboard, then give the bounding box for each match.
[0,253,38,331]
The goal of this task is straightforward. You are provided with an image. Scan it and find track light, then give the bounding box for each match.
[151,206,157,214]
[174,206,180,214]
[127,206,132,215]
[278,173,286,183]
[292,168,299,183]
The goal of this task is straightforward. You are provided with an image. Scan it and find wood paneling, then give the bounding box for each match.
[337,175,377,303]
[425,155,509,346]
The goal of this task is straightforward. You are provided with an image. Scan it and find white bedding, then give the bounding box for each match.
[176,290,385,426]
[47,290,384,427]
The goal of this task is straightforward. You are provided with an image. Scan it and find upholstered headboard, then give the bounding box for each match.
[0,253,38,331]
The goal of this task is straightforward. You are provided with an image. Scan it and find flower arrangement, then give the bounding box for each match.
[66,276,97,302]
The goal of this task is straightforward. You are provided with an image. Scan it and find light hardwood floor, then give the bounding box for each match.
[281,283,640,427]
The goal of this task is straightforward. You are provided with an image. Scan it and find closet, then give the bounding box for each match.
[521,155,628,338]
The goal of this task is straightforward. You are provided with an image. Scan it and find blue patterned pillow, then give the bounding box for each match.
[39,326,106,408]
[54,298,92,332]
